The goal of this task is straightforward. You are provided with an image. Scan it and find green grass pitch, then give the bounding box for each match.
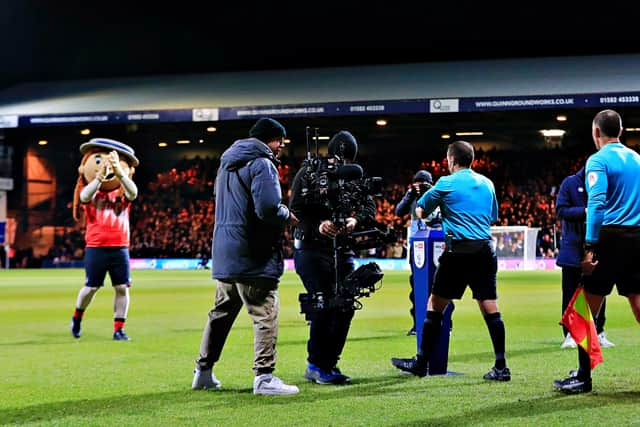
[2,269,640,426]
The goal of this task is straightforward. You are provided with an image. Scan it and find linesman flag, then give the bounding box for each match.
[561,287,603,369]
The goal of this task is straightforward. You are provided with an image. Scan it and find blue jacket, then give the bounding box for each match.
[212,138,291,281]
[556,167,586,267]
[396,189,424,236]
[396,189,441,236]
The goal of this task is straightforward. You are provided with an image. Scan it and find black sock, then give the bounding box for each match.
[417,311,443,365]
[256,368,274,376]
[484,312,506,369]
[577,346,592,381]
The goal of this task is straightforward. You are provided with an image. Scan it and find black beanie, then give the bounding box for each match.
[249,118,286,142]
[328,130,358,161]
[413,170,433,184]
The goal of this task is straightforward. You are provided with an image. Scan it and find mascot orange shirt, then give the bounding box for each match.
[73,138,139,247]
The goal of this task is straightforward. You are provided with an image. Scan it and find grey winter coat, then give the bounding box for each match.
[212,138,291,281]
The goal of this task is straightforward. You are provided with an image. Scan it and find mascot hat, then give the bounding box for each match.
[79,138,139,167]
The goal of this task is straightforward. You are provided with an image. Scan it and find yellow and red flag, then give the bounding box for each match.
[561,287,603,369]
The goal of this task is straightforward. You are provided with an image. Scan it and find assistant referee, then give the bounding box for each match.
[554,109,640,394]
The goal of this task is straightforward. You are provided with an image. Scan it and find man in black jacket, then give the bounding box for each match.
[395,170,434,335]
[556,166,613,349]
[290,130,376,385]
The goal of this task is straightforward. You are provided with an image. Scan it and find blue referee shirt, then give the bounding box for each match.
[416,168,498,240]
[585,142,640,243]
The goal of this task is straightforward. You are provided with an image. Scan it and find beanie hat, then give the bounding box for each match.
[413,170,433,184]
[328,130,358,161]
[249,118,286,142]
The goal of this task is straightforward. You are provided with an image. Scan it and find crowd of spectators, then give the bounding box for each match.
[129,156,215,260]
[33,146,604,266]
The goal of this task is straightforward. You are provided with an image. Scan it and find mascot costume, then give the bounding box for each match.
[70,138,139,341]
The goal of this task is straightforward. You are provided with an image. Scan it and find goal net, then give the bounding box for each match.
[491,226,541,270]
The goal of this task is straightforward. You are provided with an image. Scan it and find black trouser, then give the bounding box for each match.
[561,265,606,335]
[294,248,355,371]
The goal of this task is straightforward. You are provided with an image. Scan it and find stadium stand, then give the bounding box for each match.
[26,145,620,268]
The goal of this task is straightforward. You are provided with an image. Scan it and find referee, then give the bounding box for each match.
[554,109,640,394]
[391,140,510,381]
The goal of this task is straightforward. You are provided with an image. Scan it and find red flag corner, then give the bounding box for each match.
[561,287,603,369]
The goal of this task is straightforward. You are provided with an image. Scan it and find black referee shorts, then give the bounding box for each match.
[432,240,498,301]
[583,226,640,297]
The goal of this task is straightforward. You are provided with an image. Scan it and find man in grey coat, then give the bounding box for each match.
[192,117,300,395]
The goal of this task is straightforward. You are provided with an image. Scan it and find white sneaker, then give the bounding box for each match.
[192,368,222,390]
[561,333,577,349]
[598,332,615,348]
[253,374,299,395]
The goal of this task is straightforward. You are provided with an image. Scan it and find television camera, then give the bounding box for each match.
[297,127,392,317]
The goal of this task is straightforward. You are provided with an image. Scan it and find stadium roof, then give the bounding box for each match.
[2,53,640,116]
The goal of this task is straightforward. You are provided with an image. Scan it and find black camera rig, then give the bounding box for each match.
[299,261,384,315]
[416,181,432,195]
[297,127,390,316]
[298,127,386,232]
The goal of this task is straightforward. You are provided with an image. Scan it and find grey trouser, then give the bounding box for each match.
[196,278,279,374]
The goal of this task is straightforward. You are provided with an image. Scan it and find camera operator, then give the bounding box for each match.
[395,170,438,336]
[289,130,376,385]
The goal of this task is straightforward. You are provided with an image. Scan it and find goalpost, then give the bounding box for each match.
[491,226,541,270]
